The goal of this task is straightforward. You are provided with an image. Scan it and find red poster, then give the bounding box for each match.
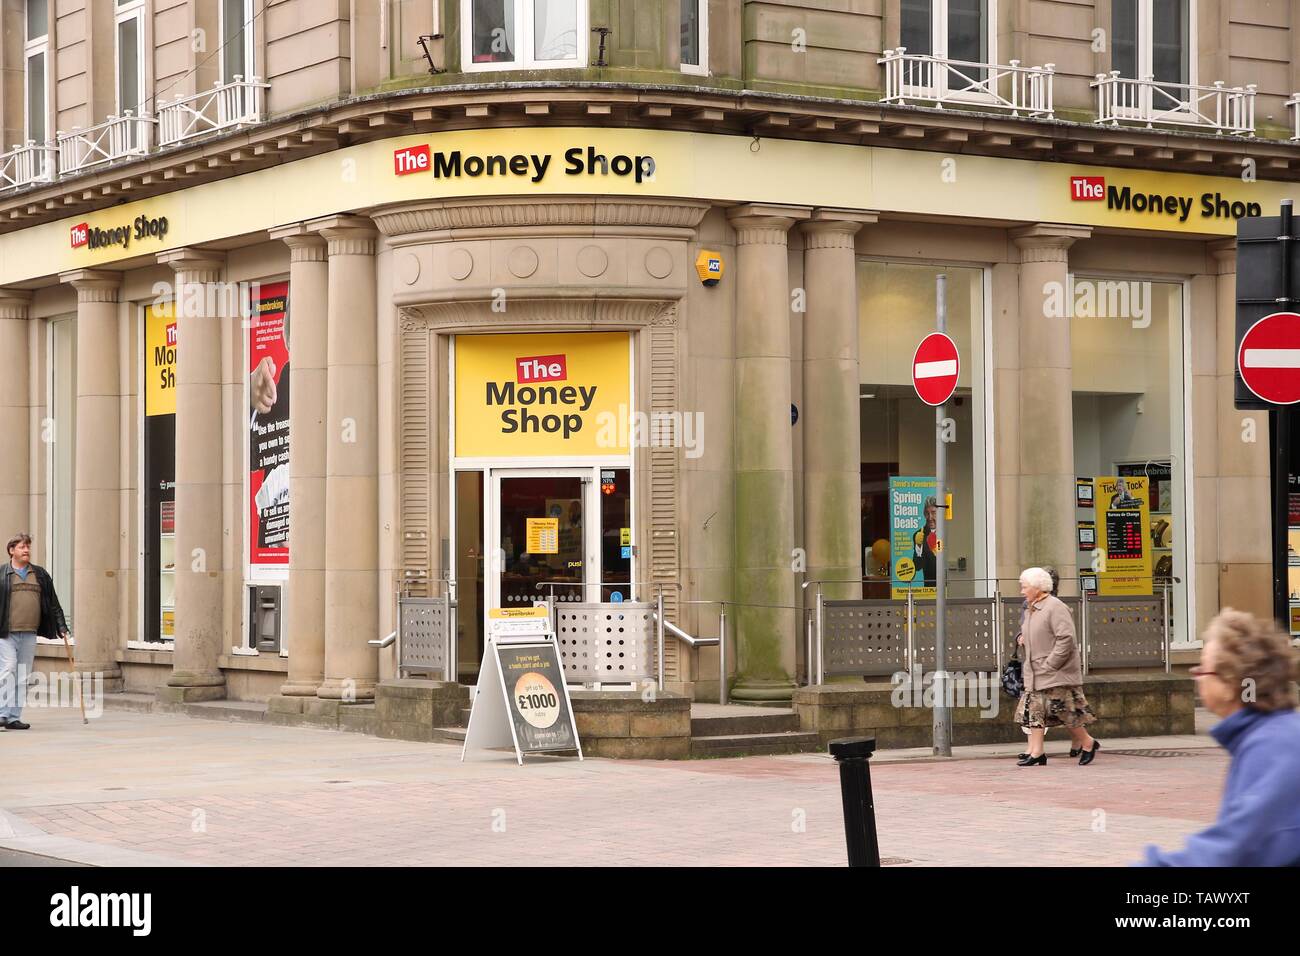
[249,282,290,566]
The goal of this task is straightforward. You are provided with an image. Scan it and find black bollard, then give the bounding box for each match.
[829,736,881,867]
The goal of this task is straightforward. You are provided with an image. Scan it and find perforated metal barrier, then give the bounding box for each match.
[554,603,657,683]
[398,595,452,679]
[1085,595,1166,667]
[823,600,908,677]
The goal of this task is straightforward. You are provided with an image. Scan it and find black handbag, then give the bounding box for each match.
[1001,647,1024,699]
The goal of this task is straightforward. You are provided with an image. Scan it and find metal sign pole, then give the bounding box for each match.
[1272,200,1294,629]
[933,274,952,756]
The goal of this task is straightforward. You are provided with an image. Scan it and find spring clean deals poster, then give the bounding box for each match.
[889,476,939,600]
[248,282,290,566]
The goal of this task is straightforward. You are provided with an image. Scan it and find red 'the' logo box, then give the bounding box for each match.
[1069,176,1105,201]
[393,144,430,176]
[516,354,568,383]
[70,222,89,248]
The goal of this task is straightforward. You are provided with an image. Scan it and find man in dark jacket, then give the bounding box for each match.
[0,532,69,730]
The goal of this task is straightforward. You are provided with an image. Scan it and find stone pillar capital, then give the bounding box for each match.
[1011,223,1092,263]
[1209,238,1236,275]
[310,214,379,256]
[59,269,121,302]
[0,289,33,319]
[801,210,876,250]
[157,248,226,285]
[727,204,811,245]
[269,223,329,262]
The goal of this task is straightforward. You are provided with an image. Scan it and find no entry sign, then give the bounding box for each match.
[1238,311,1300,405]
[912,332,960,406]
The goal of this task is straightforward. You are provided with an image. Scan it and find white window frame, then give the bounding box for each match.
[220,0,256,84]
[460,0,589,73]
[1135,0,1196,115]
[114,0,147,118]
[42,314,76,646]
[679,0,708,77]
[24,1,50,145]
[902,0,998,103]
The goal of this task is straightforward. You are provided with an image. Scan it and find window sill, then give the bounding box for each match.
[217,653,289,673]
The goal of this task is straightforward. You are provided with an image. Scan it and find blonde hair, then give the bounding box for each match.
[1203,609,1299,713]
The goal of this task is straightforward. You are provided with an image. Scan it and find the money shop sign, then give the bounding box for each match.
[455,332,630,458]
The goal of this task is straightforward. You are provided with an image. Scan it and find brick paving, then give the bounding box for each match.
[0,707,1225,866]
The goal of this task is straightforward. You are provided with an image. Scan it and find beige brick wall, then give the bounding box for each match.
[744,0,883,93]
[264,0,351,114]
[1022,0,1103,112]
[1,0,24,150]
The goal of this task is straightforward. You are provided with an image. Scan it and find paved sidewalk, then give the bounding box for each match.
[0,707,1225,866]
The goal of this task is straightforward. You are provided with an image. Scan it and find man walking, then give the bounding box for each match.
[0,533,70,730]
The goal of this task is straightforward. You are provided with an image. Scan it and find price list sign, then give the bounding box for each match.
[1094,476,1153,596]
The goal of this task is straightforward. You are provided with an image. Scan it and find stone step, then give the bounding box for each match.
[458,707,472,726]
[100,693,156,714]
[432,727,467,744]
[180,700,269,724]
[689,730,822,759]
[690,710,800,737]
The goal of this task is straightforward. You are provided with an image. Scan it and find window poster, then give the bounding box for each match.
[144,302,177,642]
[889,476,939,600]
[249,281,290,566]
[1094,476,1153,596]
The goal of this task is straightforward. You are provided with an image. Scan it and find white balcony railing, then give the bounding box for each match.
[879,48,1055,117]
[0,140,58,191]
[57,111,156,176]
[1287,93,1300,141]
[1093,72,1256,135]
[158,75,270,147]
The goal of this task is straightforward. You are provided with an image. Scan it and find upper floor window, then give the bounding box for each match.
[1113,0,1192,89]
[25,0,49,144]
[463,0,586,71]
[115,0,145,116]
[221,0,256,83]
[680,0,708,76]
[901,0,990,66]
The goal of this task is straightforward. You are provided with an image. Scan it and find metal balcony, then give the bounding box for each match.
[878,48,1055,118]
[1093,72,1256,135]
[158,75,270,148]
[57,111,156,175]
[0,140,58,191]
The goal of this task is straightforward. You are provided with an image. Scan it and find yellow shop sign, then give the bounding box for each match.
[455,332,630,457]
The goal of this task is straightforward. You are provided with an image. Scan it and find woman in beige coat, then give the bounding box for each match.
[1014,567,1100,766]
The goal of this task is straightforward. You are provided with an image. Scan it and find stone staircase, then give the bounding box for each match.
[434,700,821,758]
[687,704,821,758]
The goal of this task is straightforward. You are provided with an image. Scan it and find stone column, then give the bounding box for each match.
[157,250,228,700]
[59,270,124,689]
[1212,240,1272,618]
[0,292,32,539]
[726,204,809,702]
[1010,224,1091,585]
[800,210,875,602]
[315,217,380,701]
[268,226,328,697]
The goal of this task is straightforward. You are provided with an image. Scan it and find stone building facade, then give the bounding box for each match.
[0,0,1295,707]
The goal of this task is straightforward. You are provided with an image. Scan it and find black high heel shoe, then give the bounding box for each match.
[1078,740,1101,765]
[1016,753,1047,767]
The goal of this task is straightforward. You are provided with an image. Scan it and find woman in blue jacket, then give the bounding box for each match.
[1141,608,1300,867]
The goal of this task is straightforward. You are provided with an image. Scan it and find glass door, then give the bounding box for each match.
[490,468,595,610]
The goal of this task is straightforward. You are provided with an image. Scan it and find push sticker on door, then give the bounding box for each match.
[455,331,631,457]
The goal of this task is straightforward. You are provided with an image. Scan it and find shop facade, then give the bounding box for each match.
[0,114,1281,707]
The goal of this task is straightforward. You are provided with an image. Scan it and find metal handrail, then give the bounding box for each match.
[1289,93,1300,141]
[158,75,269,147]
[368,631,397,648]
[879,47,1056,117]
[1092,70,1256,134]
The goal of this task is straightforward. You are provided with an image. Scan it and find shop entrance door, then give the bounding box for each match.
[489,468,596,611]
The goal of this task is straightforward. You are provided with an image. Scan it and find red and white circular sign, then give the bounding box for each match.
[1238,311,1300,405]
[912,332,960,406]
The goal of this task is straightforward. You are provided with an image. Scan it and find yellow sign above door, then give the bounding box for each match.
[455,332,631,458]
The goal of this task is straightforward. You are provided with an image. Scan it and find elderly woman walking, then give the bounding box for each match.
[1014,566,1099,767]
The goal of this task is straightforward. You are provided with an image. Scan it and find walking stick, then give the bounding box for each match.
[60,630,88,725]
